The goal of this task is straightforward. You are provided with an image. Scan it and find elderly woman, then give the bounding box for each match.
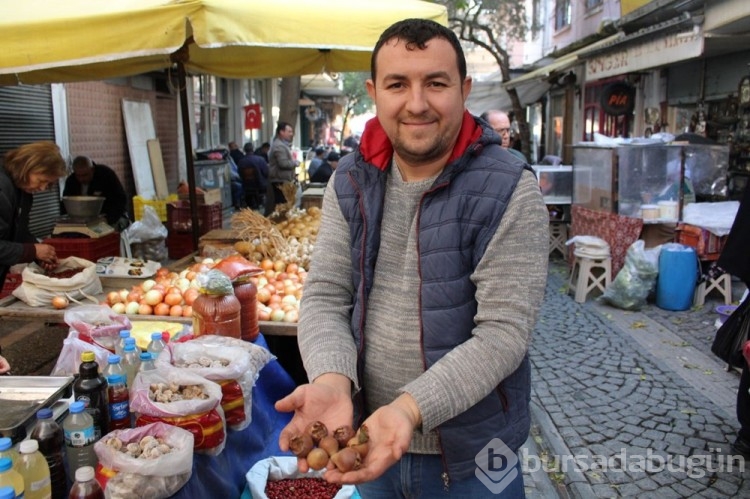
[1,141,67,284]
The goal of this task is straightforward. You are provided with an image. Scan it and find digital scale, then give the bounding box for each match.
[52,215,115,238]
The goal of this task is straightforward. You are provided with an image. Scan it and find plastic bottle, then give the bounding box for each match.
[137,352,155,373]
[146,332,166,358]
[72,352,109,441]
[120,341,140,389]
[114,330,131,357]
[0,485,15,499]
[15,439,51,499]
[29,408,67,499]
[67,466,103,499]
[0,457,24,499]
[106,375,130,432]
[62,402,97,478]
[102,355,125,386]
[0,438,18,466]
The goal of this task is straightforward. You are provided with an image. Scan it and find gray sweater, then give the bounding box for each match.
[298,165,548,454]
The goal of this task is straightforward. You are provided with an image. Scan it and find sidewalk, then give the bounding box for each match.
[522,259,750,498]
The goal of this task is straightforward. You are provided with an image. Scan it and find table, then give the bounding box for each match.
[171,333,296,498]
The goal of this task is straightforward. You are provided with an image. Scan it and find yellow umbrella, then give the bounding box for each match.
[0,0,447,246]
[0,0,448,84]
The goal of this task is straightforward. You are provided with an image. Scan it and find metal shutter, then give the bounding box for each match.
[0,85,61,238]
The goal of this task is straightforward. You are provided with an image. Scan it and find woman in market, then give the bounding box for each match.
[0,141,67,289]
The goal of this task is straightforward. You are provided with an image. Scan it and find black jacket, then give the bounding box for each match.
[0,167,37,287]
[62,163,128,226]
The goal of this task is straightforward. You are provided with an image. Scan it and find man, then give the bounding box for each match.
[308,147,327,179]
[276,18,548,497]
[309,151,339,184]
[62,156,130,231]
[228,141,245,167]
[267,121,300,210]
[254,142,271,163]
[238,141,269,209]
[481,109,527,162]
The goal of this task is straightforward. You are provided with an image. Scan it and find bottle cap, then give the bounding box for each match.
[19,439,39,454]
[81,351,95,362]
[0,485,16,499]
[36,408,53,420]
[107,374,125,384]
[108,354,121,364]
[151,332,163,340]
[124,344,136,352]
[124,337,136,345]
[75,466,95,482]
[0,457,11,472]
[119,330,131,338]
[0,437,11,451]
[69,401,85,414]
[139,352,152,361]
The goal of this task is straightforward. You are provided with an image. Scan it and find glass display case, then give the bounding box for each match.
[572,143,729,221]
[531,165,573,205]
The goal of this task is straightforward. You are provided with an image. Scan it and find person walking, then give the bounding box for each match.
[480,110,527,162]
[267,122,299,212]
[276,18,548,497]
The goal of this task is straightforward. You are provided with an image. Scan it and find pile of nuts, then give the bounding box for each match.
[173,357,230,369]
[148,382,209,403]
[104,435,174,459]
[289,421,369,472]
[265,477,341,499]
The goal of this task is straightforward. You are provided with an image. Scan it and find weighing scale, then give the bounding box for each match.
[52,215,116,238]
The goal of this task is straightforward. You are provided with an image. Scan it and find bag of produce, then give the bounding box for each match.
[130,367,226,456]
[50,330,111,376]
[64,304,132,352]
[247,456,356,499]
[94,422,194,499]
[155,335,273,431]
[12,256,102,307]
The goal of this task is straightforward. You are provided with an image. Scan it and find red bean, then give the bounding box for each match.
[265,477,342,499]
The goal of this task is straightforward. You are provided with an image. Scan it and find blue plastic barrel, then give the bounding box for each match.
[656,243,699,311]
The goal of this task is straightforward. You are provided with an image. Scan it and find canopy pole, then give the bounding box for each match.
[176,60,201,252]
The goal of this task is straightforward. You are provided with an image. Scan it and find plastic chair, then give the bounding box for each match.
[567,249,612,303]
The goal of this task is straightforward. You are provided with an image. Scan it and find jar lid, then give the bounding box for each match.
[75,466,95,482]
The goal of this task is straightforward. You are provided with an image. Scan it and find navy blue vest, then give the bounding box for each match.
[333,124,533,481]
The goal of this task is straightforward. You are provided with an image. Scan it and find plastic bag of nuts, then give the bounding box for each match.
[246,456,357,499]
[93,422,194,499]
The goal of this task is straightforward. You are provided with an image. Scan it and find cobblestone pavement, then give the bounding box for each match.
[523,259,750,498]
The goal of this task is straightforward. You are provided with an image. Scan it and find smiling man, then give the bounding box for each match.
[277,18,548,498]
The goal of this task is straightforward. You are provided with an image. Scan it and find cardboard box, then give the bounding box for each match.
[178,188,222,206]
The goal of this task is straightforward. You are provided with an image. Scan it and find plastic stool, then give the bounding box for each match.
[549,221,568,257]
[567,254,612,303]
[694,273,732,306]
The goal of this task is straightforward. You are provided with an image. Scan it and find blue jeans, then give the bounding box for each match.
[356,453,525,498]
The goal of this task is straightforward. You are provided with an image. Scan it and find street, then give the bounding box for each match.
[2,257,749,497]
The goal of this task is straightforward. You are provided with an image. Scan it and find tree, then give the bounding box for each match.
[434,0,533,159]
[339,72,373,146]
[279,77,301,130]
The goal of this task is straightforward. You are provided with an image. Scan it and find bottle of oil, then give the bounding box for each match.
[72,352,108,440]
[0,438,17,466]
[0,457,24,498]
[14,439,51,499]
[29,408,67,499]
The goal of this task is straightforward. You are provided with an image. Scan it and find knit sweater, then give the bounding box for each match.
[298,163,548,454]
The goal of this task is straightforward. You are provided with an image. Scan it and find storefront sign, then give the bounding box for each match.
[600,81,636,116]
[586,29,704,80]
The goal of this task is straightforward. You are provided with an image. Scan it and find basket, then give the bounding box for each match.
[43,232,121,261]
[167,201,222,235]
[133,194,179,222]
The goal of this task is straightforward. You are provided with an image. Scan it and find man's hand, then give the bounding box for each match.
[325,393,421,485]
[275,373,354,473]
[0,355,10,374]
[34,244,58,268]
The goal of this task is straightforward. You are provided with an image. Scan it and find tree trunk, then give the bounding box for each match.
[507,86,531,162]
[279,77,301,129]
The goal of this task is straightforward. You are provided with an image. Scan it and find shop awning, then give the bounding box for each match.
[504,34,624,90]
[466,78,549,115]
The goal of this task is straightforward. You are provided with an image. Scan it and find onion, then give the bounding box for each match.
[270,309,286,322]
[107,291,122,305]
[144,289,164,306]
[51,296,69,309]
[111,302,126,314]
[125,301,140,315]
[141,279,156,292]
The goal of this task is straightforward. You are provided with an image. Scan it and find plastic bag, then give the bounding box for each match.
[246,456,357,499]
[155,336,273,431]
[12,257,102,307]
[130,367,226,456]
[64,305,131,352]
[124,206,168,243]
[94,422,194,499]
[599,240,661,311]
[50,331,112,376]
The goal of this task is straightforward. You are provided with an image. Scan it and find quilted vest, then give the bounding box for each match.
[333,122,533,481]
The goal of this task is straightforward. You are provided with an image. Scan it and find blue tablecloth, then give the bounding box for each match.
[171,333,296,498]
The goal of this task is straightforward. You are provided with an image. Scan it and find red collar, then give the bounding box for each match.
[360,111,481,171]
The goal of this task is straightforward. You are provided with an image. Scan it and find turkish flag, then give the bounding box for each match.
[244,103,262,130]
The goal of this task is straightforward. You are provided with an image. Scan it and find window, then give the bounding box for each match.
[192,75,230,149]
[585,0,602,10]
[582,79,632,141]
[555,0,571,31]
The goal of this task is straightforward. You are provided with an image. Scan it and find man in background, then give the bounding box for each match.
[309,151,339,184]
[308,147,327,179]
[267,122,300,211]
[481,109,527,162]
[63,156,130,231]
